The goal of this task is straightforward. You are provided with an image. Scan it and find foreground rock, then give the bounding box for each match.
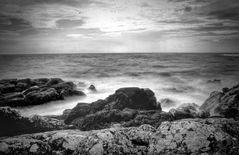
[1,118,239,155]
[200,84,239,120]
[0,107,75,137]
[0,78,85,107]
[63,88,208,131]
[64,87,161,127]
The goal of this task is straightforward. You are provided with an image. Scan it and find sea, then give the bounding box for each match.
[0,53,238,116]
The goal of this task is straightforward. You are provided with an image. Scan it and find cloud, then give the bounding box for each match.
[0,0,239,53]
[56,19,85,28]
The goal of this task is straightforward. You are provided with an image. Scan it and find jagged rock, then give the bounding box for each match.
[0,78,85,107]
[65,87,160,126]
[170,103,209,119]
[1,118,238,155]
[200,85,239,119]
[0,107,74,137]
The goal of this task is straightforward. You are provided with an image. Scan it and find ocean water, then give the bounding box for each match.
[0,53,238,116]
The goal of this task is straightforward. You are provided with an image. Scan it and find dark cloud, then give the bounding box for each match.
[56,19,84,28]
[184,6,192,12]
[209,6,239,20]
[0,0,102,7]
[0,16,32,31]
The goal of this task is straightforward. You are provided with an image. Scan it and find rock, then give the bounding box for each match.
[32,78,50,86]
[207,79,221,84]
[0,78,85,107]
[0,83,15,94]
[0,92,25,107]
[106,87,158,110]
[65,103,91,124]
[51,81,85,97]
[88,84,97,91]
[46,78,64,86]
[25,88,60,105]
[0,107,73,137]
[200,85,239,119]
[22,86,40,95]
[65,87,159,125]
[160,98,175,108]
[170,103,209,119]
[1,118,238,155]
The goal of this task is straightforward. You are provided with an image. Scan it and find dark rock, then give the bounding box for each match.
[0,92,25,107]
[25,88,60,105]
[1,118,238,155]
[200,85,239,119]
[0,78,85,107]
[32,78,49,86]
[0,107,74,137]
[65,103,91,124]
[22,86,40,95]
[0,83,15,94]
[46,78,64,86]
[0,79,17,85]
[106,87,158,110]
[51,81,85,97]
[207,79,221,84]
[88,84,96,91]
[65,87,159,126]
[17,78,32,86]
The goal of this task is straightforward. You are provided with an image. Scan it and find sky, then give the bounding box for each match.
[0,0,239,54]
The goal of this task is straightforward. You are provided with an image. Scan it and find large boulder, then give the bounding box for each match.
[0,78,85,107]
[106,87,158,110]
[1,118,239,155]
[200,85,239,119]
[0,107,74,137]
[65,87,160,125]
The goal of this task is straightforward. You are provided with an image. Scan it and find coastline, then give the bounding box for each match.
[0,78,239,154]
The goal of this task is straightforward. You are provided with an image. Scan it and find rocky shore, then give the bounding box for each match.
[0,78,239,155]
[0,78,85,107]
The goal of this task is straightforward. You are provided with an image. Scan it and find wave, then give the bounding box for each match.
[220,54,239,57]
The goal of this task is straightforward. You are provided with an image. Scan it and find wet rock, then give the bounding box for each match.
[170,103,209,119]
[25,88,60,105]
[109,87,158,110]
[52,81,85,97]
[0,107,73,137]
[65,103,91,124]
[0,78,85,107]
[200,85,239,119]
[88,84,97,92]
[0,83,15,94]
[65,87,159,126]
[22,86,40,95]
[0,92,25,107]
[207,79,221,84]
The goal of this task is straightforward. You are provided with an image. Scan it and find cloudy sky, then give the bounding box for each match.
[0,0,239,54]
